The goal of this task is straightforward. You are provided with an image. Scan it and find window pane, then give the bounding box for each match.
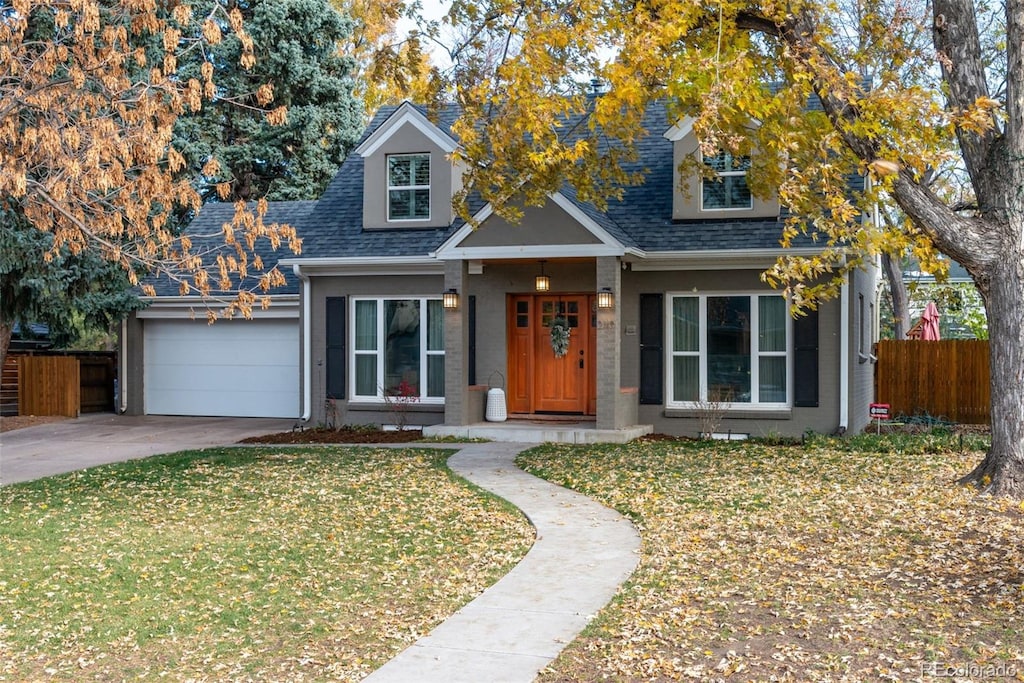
[427,355,445,397]
[707,296,751,402]
[427,300,443,350]
[759,296,787,352]
[355,355,376,395]
[673,356,698,402]
[388,156,411,185]
[759,357,787,402]
[385,300,420,395]
[703,180,728,208]
[389,189,411,219]
[672,297,698,352]
[412,156,430,185]
[727,177,752,207]
[413,188,430,218]
[354,300,376,350]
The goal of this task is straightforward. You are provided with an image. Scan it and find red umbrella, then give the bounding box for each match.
[921,301,941,340]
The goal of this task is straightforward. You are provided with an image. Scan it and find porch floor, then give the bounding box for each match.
[422,419,653,444]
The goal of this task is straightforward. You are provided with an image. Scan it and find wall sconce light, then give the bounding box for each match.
[535,260,550,292]
[442,288,460,310]
[597,287,615,309]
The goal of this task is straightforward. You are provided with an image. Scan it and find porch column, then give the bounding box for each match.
[443,259,473,425]
[596,256,623,429]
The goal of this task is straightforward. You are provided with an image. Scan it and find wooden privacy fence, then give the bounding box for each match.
[3,351,116,417]
[875,340,990,424]
[18,356,81,418]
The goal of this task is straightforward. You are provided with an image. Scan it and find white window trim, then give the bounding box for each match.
[665,291,791,410]
[350,296,445,404]
[387,153,431,222]
[698,149,754,212]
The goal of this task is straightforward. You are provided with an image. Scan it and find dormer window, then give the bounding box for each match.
[388,153,430,221]
[701,151,752,210]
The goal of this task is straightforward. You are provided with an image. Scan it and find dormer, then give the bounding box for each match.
[664,117,780,220]
[355,102,462,230]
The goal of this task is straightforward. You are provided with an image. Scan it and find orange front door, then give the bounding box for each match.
[507,295,595,415]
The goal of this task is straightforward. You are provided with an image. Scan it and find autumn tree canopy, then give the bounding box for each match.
[0,0,301,359]
[441,0,1023,497]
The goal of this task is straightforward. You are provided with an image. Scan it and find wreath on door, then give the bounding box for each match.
[549,316,571,358]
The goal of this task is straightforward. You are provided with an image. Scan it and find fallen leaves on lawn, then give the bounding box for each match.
[0,447,533,681]
[519,440,1024,682]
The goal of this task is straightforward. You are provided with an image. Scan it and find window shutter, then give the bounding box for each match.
[468,295,476,386]
[326,297,346,399]
[793,309,819,408]
[639,293,663,405]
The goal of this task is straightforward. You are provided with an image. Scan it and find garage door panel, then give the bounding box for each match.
[144,319,299,418]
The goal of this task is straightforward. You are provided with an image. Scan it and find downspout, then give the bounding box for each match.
[839,269,850,433]
[119,318,128,413]
[293,264,312,422]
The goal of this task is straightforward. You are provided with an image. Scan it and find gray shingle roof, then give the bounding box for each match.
[179,96,867,264]
[146,200,314,296]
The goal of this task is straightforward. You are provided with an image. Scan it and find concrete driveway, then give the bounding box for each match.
[0,414,296,486]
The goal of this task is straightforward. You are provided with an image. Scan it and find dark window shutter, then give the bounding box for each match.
[639,293,663,405]
[326,296,346,400]
[468,295,476,386]
[793,309,819,407]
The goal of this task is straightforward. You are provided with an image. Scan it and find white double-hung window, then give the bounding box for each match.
[387,154,430,220]
[701,151,753,210]
[352,298,445,401]
[669,293,789,406]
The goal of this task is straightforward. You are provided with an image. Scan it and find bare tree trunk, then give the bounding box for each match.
[881,253,911,339]
[959,257,1024,498]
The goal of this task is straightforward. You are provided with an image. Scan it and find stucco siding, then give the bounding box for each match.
[362,124,455,230]
[460,202,603,248]
[307,274,446,426]
[848,264,879,433]
[622,268,843,438]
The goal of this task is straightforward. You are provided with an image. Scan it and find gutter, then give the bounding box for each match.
[293,264,312,422]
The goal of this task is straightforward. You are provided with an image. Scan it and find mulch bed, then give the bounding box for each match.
[240,426,425,445]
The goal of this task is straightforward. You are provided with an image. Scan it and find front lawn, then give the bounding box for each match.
[519,434,1023,681]
[0,447,533,681]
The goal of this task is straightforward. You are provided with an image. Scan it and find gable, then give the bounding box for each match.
[666,121,780,221]
[462,201,601,248]
[360,117,462,230]
[435,193,626,259]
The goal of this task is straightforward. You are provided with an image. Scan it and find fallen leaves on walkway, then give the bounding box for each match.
[519,438,1023,682]
[0,447,533,681]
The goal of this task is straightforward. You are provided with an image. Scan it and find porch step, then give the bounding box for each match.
[422,421,653,444]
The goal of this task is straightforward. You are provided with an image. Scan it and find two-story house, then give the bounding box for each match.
[121,101,878,439]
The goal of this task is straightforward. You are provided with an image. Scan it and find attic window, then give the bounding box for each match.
[701,151,752,210]
[388,154,430,221]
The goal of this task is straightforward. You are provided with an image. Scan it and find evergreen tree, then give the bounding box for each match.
[0,213,143,366]
[174,0,363,203]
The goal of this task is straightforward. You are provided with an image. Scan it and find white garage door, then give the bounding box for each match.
[144,319,299,418]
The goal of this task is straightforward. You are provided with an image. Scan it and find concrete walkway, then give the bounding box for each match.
[365,441,641,683]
